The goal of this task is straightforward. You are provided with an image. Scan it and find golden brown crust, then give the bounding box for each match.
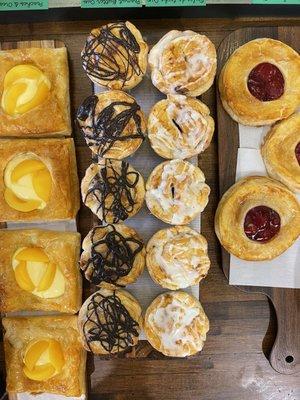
[0,229,81,313]
[78,288,142,355]
[144,291,209,357]
[81,21,148,91]
[219,38,300,126]
[215,176,300,261]
[81,159,145,225]
[148,95,214,159]
[261,113,300,193]
[145,159,210,225]
[146,226,210,290]
[80,224,145,288]
[0,138,80,222]
[3,315,86,397]
[148,30,216,97]
[77,90,146,159]
[0,47,71,137]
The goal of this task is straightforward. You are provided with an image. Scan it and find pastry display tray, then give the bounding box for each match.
[216,26,300,375]
[0,23,214,369]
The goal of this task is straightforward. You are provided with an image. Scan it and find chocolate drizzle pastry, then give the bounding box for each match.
[85,225,144,286]
[77,94,145,158]
[83,291,139,353]
[81,22,146,89]
[82,160,144,225]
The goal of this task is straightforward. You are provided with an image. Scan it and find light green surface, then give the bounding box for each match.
[0,0,48,10]
[252,0,299,3]
[81,0,141,6]
[146,0,205,5]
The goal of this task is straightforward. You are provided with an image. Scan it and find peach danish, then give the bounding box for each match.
[3,315,86,397]
[0,47,71,136]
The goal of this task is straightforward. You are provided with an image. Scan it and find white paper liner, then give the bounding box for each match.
[229,124,300,289]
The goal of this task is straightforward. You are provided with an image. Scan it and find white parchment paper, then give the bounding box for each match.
[229,124,300,289]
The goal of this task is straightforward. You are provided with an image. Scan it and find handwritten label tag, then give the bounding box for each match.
[0,0,48,10]
[252,0,299,3]
[146,0,205,6]
[81,0,141,7]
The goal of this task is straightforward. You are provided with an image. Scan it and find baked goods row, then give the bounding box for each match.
[3,289,208,396]
[217,38,300,261]
[0,144,210,225]
[0,225,210,313]
[0,22,215,398]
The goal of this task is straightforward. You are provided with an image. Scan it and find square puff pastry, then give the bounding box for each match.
[0,47,71,137]
[0,229,81,313]
[2,315,86,397]
[0,138,80,222]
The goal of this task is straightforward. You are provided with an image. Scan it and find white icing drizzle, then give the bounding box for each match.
[154,230,204,287]
[151,297,200,354]
[147,160,208,224]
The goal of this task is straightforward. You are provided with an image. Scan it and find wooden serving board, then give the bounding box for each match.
[216,26,300,375]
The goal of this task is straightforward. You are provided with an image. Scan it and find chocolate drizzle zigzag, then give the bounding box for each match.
[85,225,143,286]
[83,291,139,353]
[82,22,142,87]
[85,160,140,224]
[77,95,144,157]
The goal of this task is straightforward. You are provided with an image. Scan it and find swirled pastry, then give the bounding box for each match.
[3,315,86,397]
[81,159,145,225]
[215,176,300,261]
[146,226,210,290]
[148,30,216,97]
[261,113,300,193]
[219,38,300,126]
[0,138,79,222]
[146,159,210,225]
[78,288,142,355]
[81,21,148,90]
[148,95,214,159]
[144,291,209,357]
[0,229,81,314]
[80,224,145,288]
[77,91,145,159]
[0,47,71,137]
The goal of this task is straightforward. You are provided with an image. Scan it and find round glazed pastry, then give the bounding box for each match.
[146,226,210,290]
[146,159,210,225]
[81,21,148,90]
[148,95,214,159]
[148,30,216,97]
[76,91,146,159]
[78,288,142,354]
[80,224,145,288]
[215,176,300,261]
[81,159,145,225]
[261,113,300,193]
[219,38,300,126]
[144,291,209,357]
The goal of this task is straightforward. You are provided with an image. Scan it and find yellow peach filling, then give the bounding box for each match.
[1,64,51,116]
[23,338,65,381]
[12,246,65,299]
[4,153,52,212]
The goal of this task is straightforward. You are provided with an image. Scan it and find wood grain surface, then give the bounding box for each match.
[216,26,300,376]
[0,17,299,400]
